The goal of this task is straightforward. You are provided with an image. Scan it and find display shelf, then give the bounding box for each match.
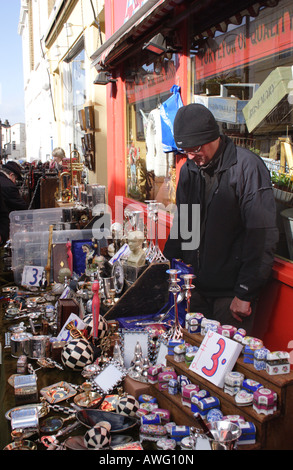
[150,382,260,450]
[150,329,293,450]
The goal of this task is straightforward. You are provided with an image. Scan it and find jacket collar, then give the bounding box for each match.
[185,135,237,173]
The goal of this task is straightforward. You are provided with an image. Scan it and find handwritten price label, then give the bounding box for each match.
[21,266,45,287]
[189,331,242,388]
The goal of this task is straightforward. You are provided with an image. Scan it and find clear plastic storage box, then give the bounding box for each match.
[11,228,108,285]
[9,208,64,239]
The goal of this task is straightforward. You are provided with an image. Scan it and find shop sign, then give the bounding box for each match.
[189,330,242,388]
[105,0,163,37]
[243,66,293,132]
[195,0,293,81]
[194,94,248,124]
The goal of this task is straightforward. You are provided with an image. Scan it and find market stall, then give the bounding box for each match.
[1,202,293,451]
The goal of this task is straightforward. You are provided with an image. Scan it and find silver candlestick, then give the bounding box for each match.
[165,268,183,340]
[181,274,196,314]
[145,200,168,263]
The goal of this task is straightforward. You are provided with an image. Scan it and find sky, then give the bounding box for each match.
[0,0,25,125]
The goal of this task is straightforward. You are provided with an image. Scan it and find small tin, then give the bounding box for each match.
[185,312,204,332]
[147,364,163,384]
[235,390,253,406]
[141,413,161,425]
[218,325,237,338]
[17,355,28,374]
[11,407,39,434]
[237,421,257,445]
[188,318,199,334]
[242,336,263,350]
[201,319,220,336]
[206,408,223,423]
[157,438,177,450]
[170,425,190,442]
[168,378,178,395]
[136,408,149,418]
[180,436,194,450]
[14,374,38,405]
[182,383,200,399]
[254,347,269,371]
[266,351,290,375]
[168,339,184,356]
[222,414,245,424]
[139,402,159,413]
[182,383,200,407]
[224,371,245,396]
[138,394,157,404]
[191,390,211,413]
[154,408,170,423]
[253,388,278,415]
[177,375,191,393]
[197,396,220,417]
[224,371,245,387]
[242,378,263,393]
[140,424,167,442]
[185,350,198,367]
[173,343,186,363]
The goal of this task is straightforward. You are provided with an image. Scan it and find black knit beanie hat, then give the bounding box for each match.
[174,103,220,149]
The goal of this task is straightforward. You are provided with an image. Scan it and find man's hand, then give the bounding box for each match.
[230,296,252,322]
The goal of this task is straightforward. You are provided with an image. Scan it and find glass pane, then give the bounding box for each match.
[63,48,86,156]
[125,55,180,208]
[190,0,293,260]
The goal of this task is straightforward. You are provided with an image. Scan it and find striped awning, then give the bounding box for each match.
[91,0,185,69]
[193,0,279,40]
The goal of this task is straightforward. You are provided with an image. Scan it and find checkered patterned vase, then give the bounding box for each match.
[83,313,109,340]
[61,338,94,371]
[116,394,139,417]
[84,424,111,449]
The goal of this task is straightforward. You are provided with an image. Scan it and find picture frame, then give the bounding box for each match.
[84,105,95,131]
[121,329,150,369]
[78,109,86,131]
[91,359,127,395]
[154,338,168,366]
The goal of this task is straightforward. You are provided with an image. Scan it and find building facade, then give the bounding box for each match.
[2,123,27,161]
[18,0,107,189]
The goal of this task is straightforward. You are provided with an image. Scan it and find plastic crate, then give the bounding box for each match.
[11,228,108,285]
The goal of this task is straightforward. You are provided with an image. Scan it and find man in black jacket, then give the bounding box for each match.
[164,104,279,333]
[0,161,28,214]
[0,189,9,246]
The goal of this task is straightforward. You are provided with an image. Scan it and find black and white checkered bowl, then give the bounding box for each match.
[61,338,94,371]
[84,424,111,449]
[116,394,139,417]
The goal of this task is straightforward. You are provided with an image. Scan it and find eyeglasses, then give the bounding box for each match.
[187,146,202,155]
[178,145,202,155]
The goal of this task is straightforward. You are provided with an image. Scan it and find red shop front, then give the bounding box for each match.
[91,0,293,355]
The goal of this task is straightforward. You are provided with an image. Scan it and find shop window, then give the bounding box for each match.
[63,42,86,156]
[125,55,180,209]
[190,0,293,261]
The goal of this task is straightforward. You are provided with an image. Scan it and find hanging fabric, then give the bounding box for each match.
[160,84,183,153]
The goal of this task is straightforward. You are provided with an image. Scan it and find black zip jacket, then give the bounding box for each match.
[0,172,28,214]
[163,135,279,302]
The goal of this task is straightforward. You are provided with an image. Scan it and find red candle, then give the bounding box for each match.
[92,280,100,339]
[66,239,73,274]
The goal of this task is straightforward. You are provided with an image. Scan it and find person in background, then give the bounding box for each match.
[163,103,279,334]
[0,161,28,214]
[0,189,9,246]
[49,147,66,171]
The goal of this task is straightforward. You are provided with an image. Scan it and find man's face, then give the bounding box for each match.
[184,138,220,166]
